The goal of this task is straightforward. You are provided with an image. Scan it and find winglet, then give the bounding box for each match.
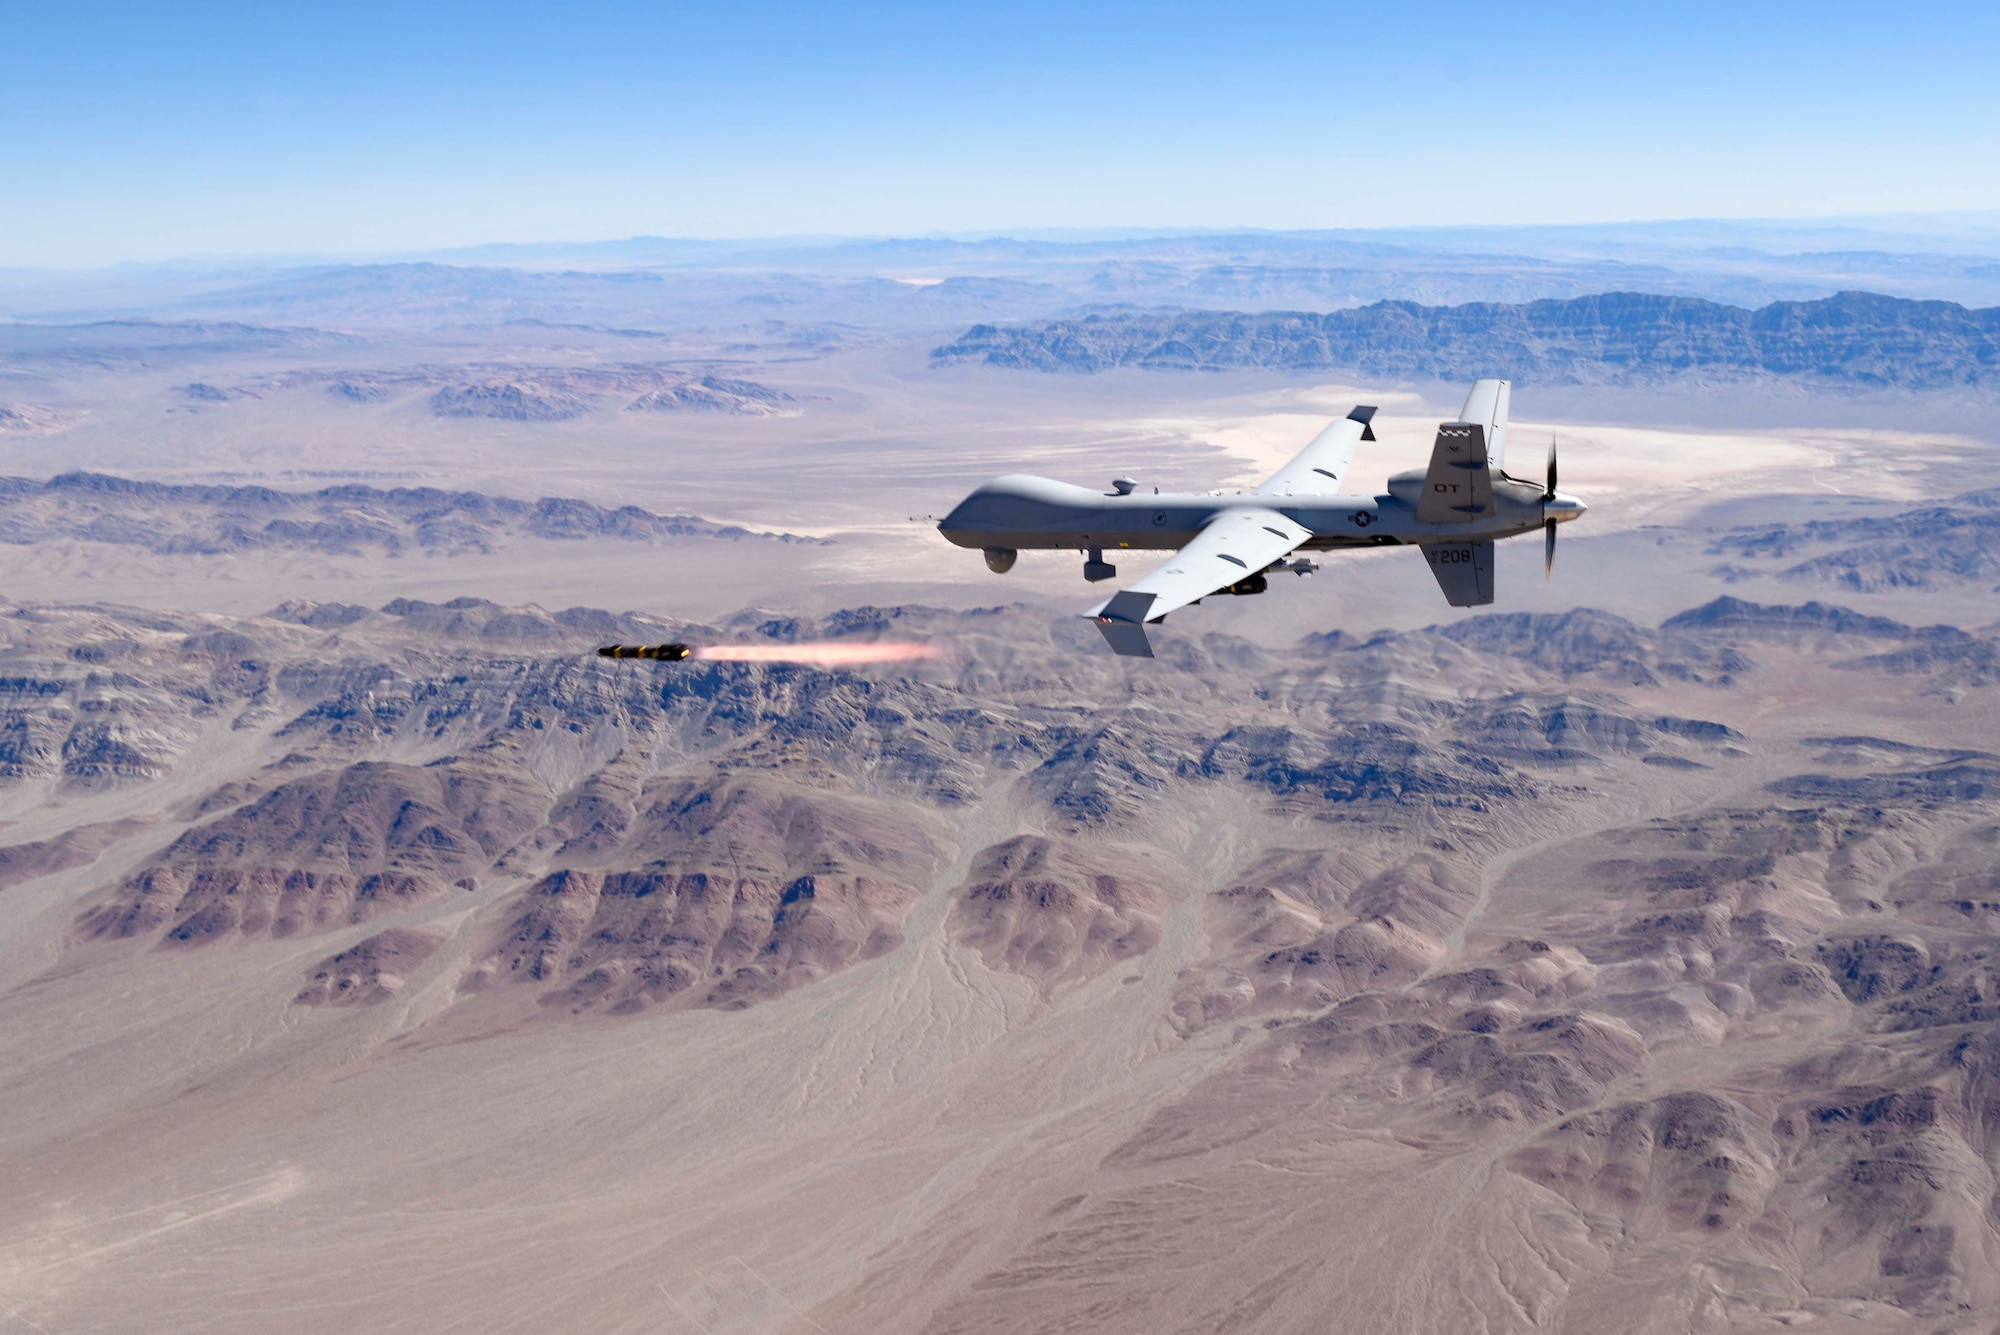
[1093,618,1154,657]
[1100,590,1158,624]
[1346,404,1379,442]
[1087,589,1158,657]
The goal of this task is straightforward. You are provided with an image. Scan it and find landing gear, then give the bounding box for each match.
[1084,547,1117,582]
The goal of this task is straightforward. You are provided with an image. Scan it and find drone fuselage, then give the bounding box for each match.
[939,470,1584,556]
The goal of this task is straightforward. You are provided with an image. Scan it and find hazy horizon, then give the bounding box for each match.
[12,185,1998,278]
[6,210,2000,291]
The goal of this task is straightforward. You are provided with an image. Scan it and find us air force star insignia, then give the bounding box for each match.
[1351,511,1373,527]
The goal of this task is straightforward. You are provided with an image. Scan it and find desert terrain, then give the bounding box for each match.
[5,244,2000,1332]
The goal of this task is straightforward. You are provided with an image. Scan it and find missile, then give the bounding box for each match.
[596,643,690,661]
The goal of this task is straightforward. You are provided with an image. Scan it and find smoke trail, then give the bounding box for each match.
[692,642,943,667]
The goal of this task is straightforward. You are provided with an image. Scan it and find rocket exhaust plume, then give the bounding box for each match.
[598,642,941,668]
[695,642,943,666]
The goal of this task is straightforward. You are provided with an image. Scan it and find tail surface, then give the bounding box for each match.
[1455,379,1512,475]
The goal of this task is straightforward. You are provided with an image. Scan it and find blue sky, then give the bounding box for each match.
[3,0,1997,267]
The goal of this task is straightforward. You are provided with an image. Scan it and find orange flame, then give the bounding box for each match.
[693,642,943,667]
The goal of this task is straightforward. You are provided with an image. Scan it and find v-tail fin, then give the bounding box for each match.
[1455,379,1512,475]
[1422,540,1495,607]
[1414,422,1494,524]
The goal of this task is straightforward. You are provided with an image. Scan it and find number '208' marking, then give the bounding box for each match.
[1431,548,1473,565]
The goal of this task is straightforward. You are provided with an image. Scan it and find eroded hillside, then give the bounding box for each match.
[4,590,2000,1331]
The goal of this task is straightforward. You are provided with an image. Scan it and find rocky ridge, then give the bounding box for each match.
[933,291,2000,389]
[421,367,796,420]
[0,471,827,556]
[0,403,69,433]
[7,587,2000,1322]
[1710,486,2000,597]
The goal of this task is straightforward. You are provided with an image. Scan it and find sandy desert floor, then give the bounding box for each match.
[5,321,2000,1332]
[5,338,1987,630]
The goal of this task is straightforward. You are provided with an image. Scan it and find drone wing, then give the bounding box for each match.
[1253,405,1377,498]
[1083,507,1311,657]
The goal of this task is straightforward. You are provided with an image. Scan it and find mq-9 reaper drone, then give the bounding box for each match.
[938,378,1587,656]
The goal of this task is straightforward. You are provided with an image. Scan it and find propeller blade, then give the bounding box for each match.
[1544,433,1558,501]
[1544,519,1557,580]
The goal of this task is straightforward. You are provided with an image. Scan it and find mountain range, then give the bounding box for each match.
[934,291,2000,389]
[0,472,826,557]
[10,587,2000,1325]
